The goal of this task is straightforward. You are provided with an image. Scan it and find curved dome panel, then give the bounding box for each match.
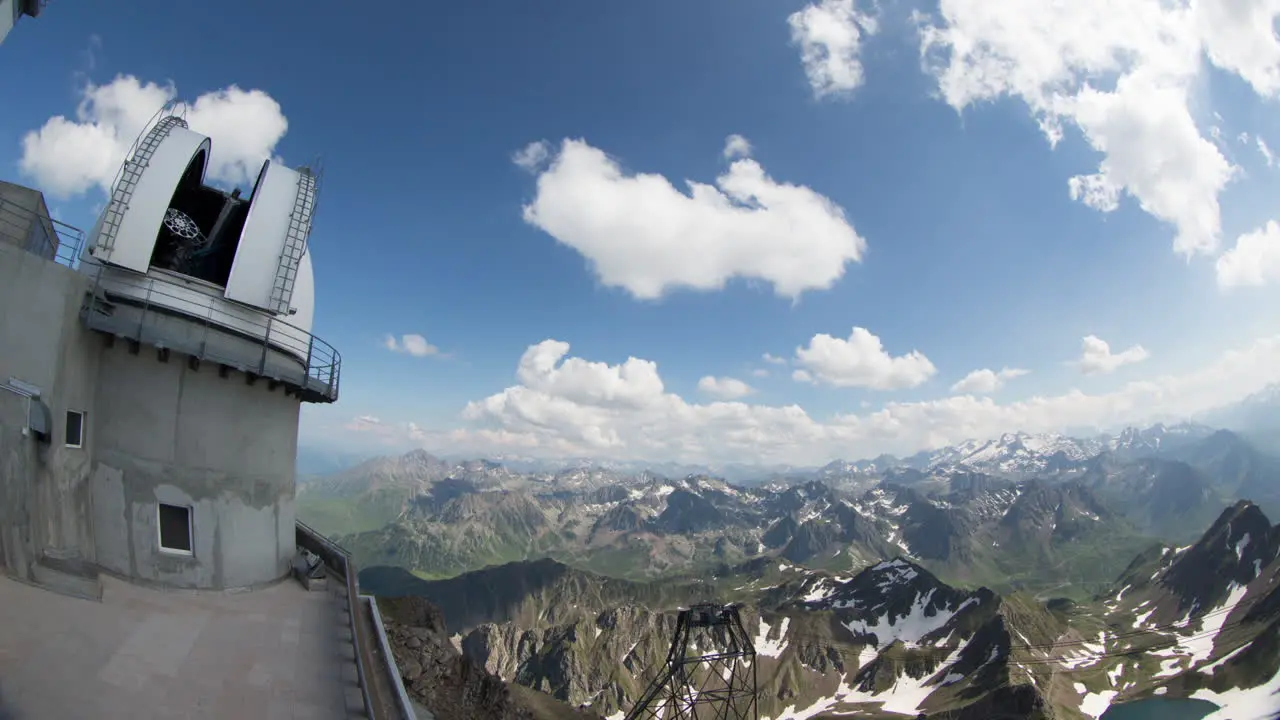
[290,249,315,334]
[224,160,316,314]
[90,122,211,273]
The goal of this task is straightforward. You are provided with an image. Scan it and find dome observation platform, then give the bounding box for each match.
[0,106,345,596]
[80,261,340,404]
[77,109,340,404]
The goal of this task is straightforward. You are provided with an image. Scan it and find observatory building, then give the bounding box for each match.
[0,108,341,593]
[0,0,44,45]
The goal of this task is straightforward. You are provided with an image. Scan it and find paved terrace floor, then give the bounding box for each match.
[0,573,366,719]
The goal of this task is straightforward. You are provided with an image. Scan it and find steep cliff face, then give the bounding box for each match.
[377,596,603,720]
[464,605,671,717]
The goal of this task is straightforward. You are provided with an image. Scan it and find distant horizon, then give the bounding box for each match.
[298,411,1256,477]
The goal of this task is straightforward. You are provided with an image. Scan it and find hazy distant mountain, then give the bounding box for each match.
[296,444,373,476]
[325,455,1160,599]
[1200,383,1280,454]
[301,422,1280,588]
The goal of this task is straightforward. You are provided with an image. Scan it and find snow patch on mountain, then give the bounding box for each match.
[1193,661,1280,720]
[1079,689,1119,719]
[842,590,975,648]
[755,616,790,658]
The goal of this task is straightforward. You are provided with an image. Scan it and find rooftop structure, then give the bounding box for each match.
[0,0,43,45]
[0,106,413,718]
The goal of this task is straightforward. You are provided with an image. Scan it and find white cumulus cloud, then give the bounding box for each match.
[915,0,1280,258]
[436,333,1280,466]
[512,140,550,172]
[762,353,788,365]
[793,327,937,390]
[723,134,752,159]
[788,0,879,99]
[517,136,866,300]
[951,367,1029,395]
[698,376,756,400]
[1216,220,1280,288]
[383,333,440,358]
[19,74,288,199]
[1077,335,1150,375]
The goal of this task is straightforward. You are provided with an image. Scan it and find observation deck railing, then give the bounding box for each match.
[0,194,85,269]
[80,262,341,403]
[296,520,416,720]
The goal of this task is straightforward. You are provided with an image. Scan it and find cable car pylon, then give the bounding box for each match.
[624,603,758,720]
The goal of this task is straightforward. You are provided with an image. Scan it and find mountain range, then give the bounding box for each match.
[299,416,1280,717]
[298,382,1280,485]
[364,500,1280,719]
[301,423,1280,593]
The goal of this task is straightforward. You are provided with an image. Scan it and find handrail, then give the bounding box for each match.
[0,194,85,269]
[363,594,418,719]
[296,520,378,720]
[82,262,341,402]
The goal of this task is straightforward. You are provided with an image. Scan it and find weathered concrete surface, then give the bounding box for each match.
[1,237,304,591]
[91,339,301,589]
[0,240,99,579]
[0,572,365,719]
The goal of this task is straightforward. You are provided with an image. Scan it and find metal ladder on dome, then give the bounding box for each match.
[94,115,187,261]
[267,169,317,316]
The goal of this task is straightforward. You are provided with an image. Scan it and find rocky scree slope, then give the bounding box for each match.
[376,595,602,720]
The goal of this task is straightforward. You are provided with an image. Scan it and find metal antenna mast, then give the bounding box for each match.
[624,603,759,720]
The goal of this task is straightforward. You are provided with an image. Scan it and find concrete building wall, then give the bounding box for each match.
[90,341,301,589]
[0,242,99,576]
[0,232,305,591]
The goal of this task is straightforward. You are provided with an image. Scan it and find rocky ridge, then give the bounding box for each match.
[372,501,1280,719]
[377,595,602,720]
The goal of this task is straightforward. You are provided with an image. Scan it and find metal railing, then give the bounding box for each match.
[363,594,418,719]
[0,194,85,269]
[296,520,378,720]
[81,263,341,403]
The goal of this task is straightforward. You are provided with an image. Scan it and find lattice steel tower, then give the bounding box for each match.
[625,603,759,720]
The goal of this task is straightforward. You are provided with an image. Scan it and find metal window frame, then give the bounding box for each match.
[156,502,194,556]
[63,409,85,449]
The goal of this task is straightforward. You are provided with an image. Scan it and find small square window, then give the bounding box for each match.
[158,503,193,554]
[65,410,84,448]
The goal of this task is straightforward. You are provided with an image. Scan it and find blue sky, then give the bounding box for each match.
[6,0,1280,465]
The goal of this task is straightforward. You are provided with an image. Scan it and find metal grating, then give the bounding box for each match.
[268,168,317,316]
[92,114,188,264]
